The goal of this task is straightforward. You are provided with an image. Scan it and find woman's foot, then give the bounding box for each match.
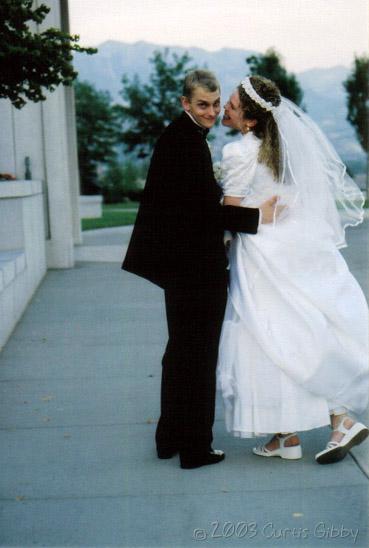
[315,414,369,464]
[253,433,302,460]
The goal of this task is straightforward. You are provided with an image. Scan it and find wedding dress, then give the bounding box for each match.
[216,130,368,437]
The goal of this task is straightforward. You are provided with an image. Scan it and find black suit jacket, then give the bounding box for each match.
[122,112,259,289]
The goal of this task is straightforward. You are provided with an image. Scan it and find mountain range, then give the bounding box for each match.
[73,40,366,175]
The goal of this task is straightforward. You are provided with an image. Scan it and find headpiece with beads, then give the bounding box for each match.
[240,76,276,112]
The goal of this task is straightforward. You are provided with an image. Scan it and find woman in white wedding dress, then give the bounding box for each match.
[217,75,369,464]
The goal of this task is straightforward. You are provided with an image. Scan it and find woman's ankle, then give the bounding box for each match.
[330,413,355,432]
[278,433,300,447]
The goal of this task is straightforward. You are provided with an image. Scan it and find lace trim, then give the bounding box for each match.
[241,77,276,112]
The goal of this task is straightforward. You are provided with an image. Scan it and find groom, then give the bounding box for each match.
[122,70,278,469]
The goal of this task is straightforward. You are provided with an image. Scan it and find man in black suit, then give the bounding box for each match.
[122,70,278,469]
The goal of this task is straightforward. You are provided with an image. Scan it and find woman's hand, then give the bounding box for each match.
[223,230,233,248]
[223,194,286,225]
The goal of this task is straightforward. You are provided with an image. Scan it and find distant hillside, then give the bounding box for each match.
[73,40,366,175]
[73,40,257,103]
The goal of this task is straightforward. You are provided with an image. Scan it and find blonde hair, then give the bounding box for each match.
[237,75,281,180]
[183,70,220,99]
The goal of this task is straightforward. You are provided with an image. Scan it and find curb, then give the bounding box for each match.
[74,244,127,263]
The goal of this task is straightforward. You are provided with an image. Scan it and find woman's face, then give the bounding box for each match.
[222,89,243,130]
[222,89,257,133]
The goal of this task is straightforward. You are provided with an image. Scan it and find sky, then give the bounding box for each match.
[68,0,368,72]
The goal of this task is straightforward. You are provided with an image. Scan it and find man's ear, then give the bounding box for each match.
[181,95,191,112]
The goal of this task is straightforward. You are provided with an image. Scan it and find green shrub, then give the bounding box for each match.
[98,161,145,203]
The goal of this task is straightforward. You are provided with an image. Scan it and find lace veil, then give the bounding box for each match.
[270,97,365,248]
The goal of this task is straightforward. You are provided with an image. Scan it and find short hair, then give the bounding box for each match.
[182,69,220,99]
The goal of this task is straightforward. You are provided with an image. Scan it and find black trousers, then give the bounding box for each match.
[156,275,228,455]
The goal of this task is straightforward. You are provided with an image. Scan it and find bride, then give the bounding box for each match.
[216,75,369,464]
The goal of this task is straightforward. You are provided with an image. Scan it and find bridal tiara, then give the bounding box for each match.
[240,77,276,112]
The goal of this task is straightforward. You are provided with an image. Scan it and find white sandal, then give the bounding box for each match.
[252,433,302,460]
[315,416,369,464]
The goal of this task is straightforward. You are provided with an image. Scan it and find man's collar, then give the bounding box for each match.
[184,111,209,137]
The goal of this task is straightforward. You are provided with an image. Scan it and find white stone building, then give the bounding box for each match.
[0,0,81,349]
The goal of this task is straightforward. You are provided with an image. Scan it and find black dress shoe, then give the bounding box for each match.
[180,449,225,469]
[157,448,178,459]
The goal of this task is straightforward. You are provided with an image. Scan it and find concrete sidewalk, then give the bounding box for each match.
[74,226,132,262]
[0,222,368,547]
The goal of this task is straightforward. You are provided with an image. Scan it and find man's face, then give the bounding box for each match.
[222,89,243,130]
[181,86,221,129]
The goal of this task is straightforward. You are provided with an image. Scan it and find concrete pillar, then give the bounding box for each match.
[61,0,83,246]
[42,84,75,268]
[64,86,83,246]
[38,0,76,267]
[1,0,81,269]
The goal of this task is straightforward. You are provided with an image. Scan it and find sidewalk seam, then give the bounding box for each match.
[349,451,369,480]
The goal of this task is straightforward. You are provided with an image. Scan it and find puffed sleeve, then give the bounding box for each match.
[220,136,260,197]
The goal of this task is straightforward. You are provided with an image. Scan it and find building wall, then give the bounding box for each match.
[0,0,81,269]
[0,0,81,349]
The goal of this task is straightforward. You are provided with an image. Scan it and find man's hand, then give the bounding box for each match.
[260,196,286,224]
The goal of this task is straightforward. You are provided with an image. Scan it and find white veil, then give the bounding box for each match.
[273,98,365,248]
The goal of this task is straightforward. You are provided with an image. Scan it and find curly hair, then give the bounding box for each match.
[237,75,281,180]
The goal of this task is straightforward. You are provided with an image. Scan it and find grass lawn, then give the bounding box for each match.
[103,201,139,210]
[82,198,368,231]
[82,202,139,230]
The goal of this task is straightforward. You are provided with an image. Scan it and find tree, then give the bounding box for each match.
[117,49,195,157]
[343,55,369,154]
[0,0,96,109]
[246,48,304,106]
[98,160,146,203]
[74,80,120,195]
